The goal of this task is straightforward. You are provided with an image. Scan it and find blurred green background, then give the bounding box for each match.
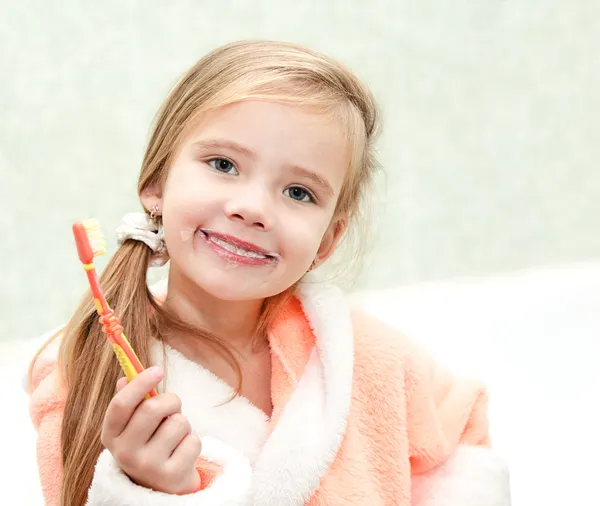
[1,1,599,340]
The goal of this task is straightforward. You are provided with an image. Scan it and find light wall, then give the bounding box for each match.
[1,1,598,339]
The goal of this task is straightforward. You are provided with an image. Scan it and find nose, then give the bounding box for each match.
[224,188,273,231]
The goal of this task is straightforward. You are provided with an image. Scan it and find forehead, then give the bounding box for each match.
[184,100,350,186]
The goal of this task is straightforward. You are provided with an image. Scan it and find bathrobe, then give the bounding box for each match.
[29,279,510,505]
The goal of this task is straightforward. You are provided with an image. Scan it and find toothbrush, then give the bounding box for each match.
[72,219,158,397]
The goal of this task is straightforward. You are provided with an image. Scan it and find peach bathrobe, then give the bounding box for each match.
[29,279,510,505]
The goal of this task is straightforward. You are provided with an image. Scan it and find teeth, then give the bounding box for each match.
[209,236,268,259]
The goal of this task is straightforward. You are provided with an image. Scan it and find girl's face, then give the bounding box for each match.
[144,100,350,301]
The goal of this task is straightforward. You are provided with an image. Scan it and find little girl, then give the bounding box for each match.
[28,40,510,505]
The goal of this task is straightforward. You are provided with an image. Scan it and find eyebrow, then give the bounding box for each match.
[192,138,256,159]
[289,165,335,198]
[193,137,335,198]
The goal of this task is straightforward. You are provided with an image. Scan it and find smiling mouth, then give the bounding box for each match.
[198,229,280,262]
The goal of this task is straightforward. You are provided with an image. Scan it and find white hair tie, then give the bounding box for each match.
[116,213,168,267]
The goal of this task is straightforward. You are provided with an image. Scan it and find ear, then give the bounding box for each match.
[140,185,163,215]
[314,217,347,268]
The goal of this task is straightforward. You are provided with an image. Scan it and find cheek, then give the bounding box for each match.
[162,171,216,226]
[163,159,214,206]
[280,216,330,261]
[161,192,209,250]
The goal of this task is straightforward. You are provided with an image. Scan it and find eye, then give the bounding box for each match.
[207,158,239,175]
[284,186,314,203]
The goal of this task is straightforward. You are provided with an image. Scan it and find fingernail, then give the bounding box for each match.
[148,366,163,379]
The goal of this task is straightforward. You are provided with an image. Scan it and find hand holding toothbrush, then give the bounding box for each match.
[101,367,202,495]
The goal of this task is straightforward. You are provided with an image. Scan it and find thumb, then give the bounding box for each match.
[116,376,129,392]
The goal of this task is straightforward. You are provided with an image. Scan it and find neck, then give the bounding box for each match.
[162,267,266,354]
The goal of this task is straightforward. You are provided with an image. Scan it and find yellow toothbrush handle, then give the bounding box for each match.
[111,332,158,398]
[112,342,139,382]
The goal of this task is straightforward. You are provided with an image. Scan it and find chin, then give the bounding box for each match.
[193,273,280,302]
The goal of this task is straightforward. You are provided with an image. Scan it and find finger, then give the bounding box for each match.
[102,367,164,441]
[116,377,128,392]
[147,413,191,459]
[119,392,182,448]
[169,433,203,473]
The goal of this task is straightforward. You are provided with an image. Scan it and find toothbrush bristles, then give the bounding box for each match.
[83,219,107,257]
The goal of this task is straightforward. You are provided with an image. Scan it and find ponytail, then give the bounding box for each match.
[59,241,156,506]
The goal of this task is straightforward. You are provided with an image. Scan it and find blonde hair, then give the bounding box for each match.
[33,40,380,505]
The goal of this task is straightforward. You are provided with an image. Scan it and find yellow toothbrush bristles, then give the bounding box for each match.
[83,219,107,257]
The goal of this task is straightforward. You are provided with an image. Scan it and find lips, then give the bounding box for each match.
[198,229,280,264]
